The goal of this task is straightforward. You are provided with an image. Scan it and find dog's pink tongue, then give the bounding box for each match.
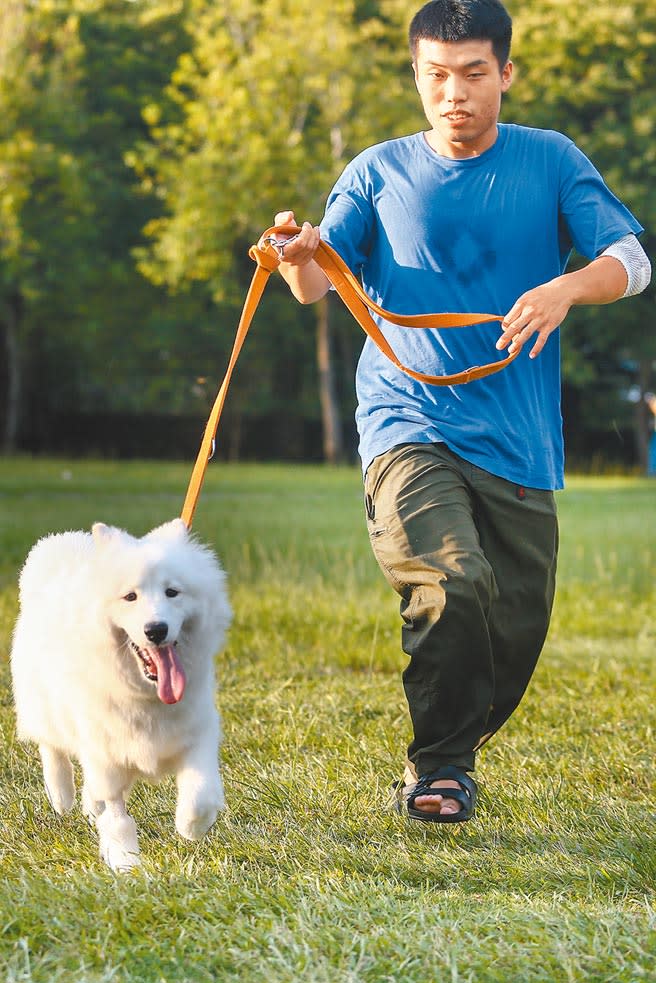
[151,645,186,704]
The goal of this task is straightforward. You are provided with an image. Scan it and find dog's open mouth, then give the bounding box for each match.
[128,640,186,705]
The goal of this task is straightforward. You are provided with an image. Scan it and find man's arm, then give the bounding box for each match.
[271,211,330,304]
[497,235,651,359]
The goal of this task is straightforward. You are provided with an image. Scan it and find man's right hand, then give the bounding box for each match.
[272,211,322,267]
[271,210,329,303]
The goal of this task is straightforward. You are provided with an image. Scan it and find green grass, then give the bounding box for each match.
[0,457,654,982]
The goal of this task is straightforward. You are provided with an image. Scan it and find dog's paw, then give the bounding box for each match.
[100,841,142,873]
[96,810,141,873]
[175,800,223,841]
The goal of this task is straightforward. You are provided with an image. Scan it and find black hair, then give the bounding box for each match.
[409,0,512,69]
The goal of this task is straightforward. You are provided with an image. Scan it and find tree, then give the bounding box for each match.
[0,0,200,450]
[133,0,418,461]
[0,0,95,448]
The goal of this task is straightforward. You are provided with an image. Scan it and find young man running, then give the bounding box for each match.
[273,0,650,822]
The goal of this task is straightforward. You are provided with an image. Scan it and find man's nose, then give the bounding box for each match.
[444,76,466,102]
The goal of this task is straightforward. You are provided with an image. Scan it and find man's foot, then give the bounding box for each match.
[410,778,463,816]
[393,765,477,824]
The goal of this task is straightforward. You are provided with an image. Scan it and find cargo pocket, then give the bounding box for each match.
[363,455,411,596]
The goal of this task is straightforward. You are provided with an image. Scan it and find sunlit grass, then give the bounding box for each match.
[0,458,654,982]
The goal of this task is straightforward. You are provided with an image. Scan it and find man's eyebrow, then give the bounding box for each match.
[424,58,490,69]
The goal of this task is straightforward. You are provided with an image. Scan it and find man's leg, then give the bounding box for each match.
[364,443,558,816]
[364,443,497,802]
[469,464,558,748]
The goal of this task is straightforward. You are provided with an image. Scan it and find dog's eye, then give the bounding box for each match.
[165,588,180,598]
[123,591,138,602]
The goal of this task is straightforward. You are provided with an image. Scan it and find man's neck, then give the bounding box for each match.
[424,125,499,159]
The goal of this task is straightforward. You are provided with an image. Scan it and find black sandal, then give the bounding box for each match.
[394,765,477,824]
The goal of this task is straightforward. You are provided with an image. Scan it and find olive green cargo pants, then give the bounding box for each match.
[364,442,558,776]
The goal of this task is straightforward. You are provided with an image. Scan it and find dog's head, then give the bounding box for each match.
[93,519,229,705]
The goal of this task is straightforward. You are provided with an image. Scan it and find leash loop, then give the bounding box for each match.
[248,244,280,272]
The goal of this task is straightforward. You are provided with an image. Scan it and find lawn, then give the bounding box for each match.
[0,457,654,982]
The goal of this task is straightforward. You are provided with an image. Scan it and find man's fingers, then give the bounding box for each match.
[505,325,550,359]
[497,323,526,351]
[274,210,295,226]
[498,301,543,351]
[272,220,320,266]
[499,280,571,359]
[529,333,548,359]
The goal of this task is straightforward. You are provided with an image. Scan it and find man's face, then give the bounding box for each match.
[413,37,513,158]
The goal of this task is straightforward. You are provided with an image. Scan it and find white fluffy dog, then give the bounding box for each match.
[10,518,231,872]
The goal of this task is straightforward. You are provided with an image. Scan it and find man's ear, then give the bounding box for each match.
[501,59,513,93]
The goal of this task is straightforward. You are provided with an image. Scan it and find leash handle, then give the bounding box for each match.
[181,224,516,527]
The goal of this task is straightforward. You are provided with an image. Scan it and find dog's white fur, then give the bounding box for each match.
[10,518,231,871]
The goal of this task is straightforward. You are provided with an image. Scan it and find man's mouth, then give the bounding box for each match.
[444,112,471,122]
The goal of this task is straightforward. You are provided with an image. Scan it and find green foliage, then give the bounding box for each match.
[0,0,654,461]
[0,0,222,436]
[132,0,416,298]
[0,1,93,295]
[0,460,654,981]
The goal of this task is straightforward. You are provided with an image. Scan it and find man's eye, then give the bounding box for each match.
[165,588,180,598]
[123,591,137,602]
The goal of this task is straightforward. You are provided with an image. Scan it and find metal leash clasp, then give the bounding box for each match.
[262,233,300,259]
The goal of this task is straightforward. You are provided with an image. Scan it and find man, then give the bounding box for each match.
[273,0,650,822]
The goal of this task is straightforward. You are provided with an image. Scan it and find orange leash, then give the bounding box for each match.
[180,224,517,527]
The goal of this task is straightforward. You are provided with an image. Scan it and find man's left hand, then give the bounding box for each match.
[496,277,572,359]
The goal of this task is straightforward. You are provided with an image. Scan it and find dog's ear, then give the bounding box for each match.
[92,522,122,545]
[145,518,189,542]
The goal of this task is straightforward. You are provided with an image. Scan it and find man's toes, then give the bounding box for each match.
[412,793,445,813]
[413,793,460,815]
[411,779,463,815]
[437,798,461,814]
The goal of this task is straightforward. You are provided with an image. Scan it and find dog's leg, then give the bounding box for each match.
[82,777,133,822]
[95,798,141,872]
[174,735,225,841]
[39,745,75,814]
[81,761,140,871]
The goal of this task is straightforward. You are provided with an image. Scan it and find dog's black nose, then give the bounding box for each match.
[144,621,168,645]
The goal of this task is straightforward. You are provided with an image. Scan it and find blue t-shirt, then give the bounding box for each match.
[320,124,643,489]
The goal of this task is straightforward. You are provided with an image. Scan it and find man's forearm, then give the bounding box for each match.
[278,258,330,304]
[558,254,628,306]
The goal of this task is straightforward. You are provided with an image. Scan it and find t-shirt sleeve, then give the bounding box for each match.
[558,142,644,260]
[319,163,375,275]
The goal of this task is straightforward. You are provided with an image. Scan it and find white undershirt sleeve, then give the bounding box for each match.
[599,234,651,298]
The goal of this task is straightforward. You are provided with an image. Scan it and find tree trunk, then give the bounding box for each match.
[316,293,343,463]
[1,292,23,452]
